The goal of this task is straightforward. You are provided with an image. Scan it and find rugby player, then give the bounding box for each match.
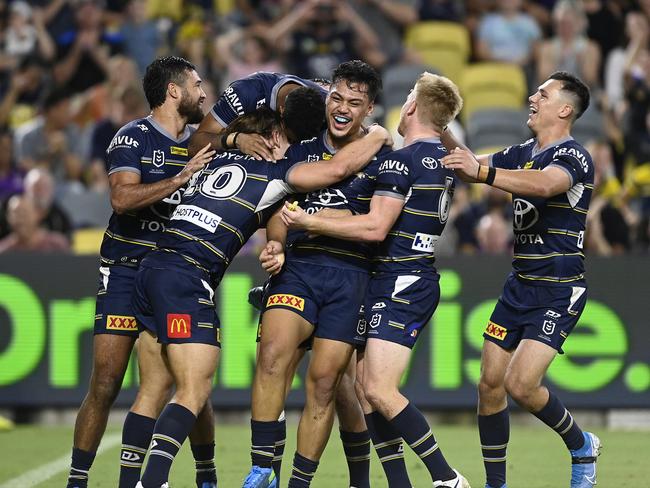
[66,56,217,488]
[281,73,470,488]
[189,71,328,160]
[243,60,389,488]
[440,71,599,488]
[131,108,392,488]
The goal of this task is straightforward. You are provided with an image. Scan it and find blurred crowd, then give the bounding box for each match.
[0,0,648,257]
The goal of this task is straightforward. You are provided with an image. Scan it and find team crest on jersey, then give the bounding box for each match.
[357,317,367,335]
[153,149,165,167]
[485,321,507,340]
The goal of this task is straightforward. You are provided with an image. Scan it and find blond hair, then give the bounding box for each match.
[414,72,463,129]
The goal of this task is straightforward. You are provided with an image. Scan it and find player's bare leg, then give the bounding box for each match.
[286,338,354,486]
[355,348,411,487]
[138,341,219,488]
[334,351,371,488]
[477,340,514,488]
[67,334,135,488]
[119,334,173,487]
[244,309,312,487]
[506,339,600,488]
[363,338,466,487]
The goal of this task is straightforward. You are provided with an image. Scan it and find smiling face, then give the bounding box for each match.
[176,69,206,124]
[325,79,373,145]
[527,78,574,133]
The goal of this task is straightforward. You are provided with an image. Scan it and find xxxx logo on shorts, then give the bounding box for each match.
[106,315,137,330]
[266,294,305,311]
[167,313,191,338]
[485,320,507,340]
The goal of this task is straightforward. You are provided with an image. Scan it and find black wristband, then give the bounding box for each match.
[220,133,229,150]
[485,166,496,185]
[233,131,240,148]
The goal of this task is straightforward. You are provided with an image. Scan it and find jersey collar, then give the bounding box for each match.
[146,115,192,143]
[532,135,573,158]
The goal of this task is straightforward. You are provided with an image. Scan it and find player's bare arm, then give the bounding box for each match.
[440,127,489,176]
[188,111,275,160]
[287,124,392,192]
[442,147,572,198]
[109,143,214,214]
[260,207,287,275]
[281,194,403,243]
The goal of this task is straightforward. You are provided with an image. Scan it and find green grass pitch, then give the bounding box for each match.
[1,423,648,487]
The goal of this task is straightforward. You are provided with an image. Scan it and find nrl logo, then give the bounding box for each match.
[153,149,165,168]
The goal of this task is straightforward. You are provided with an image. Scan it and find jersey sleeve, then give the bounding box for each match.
[210,80,258,127]
[488,144,521,170]
[106,124,145,176]
[373,152,412,200]
[548,146,592,186]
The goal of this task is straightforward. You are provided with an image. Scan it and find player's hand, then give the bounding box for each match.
[280,201,310,229]
[236,132,275,161]
[176,143,216,185]
[366,123,392,147]
[441,147,481,182]
[259,240,285,275]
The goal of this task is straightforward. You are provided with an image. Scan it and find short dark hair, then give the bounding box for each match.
[549,71,590,121]
[224,107,282,139]
[142,56,196,109]
[331,60,382,103]
[283,87,326,143]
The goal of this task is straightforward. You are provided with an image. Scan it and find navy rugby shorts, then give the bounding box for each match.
[94,265,140,337]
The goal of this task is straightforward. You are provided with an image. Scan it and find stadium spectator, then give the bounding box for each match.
[475,187,512,254]
[0,56,49,130]
[0,194,69,253]
[214,26,284,90]
[23,167,73,239]
[119,0,162,75]
[52,0,124,94]
[583,0,624,69]
[13,87,85,185]
[350,0,418,65]
[267,0,386,79]
[3,2,55,64]
[0,131,22,201]
[417,0,463,22]
[536,0,601,89]
[476,0,541,69]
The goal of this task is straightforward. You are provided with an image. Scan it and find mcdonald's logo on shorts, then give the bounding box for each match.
[266,294,305,311]
[167,313,191,338]
[106,315,137,330]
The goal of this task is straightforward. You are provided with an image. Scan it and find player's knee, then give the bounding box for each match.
[362,378,388,410]
[88,372,124,406]
[504,375,533,405]
[478,373,505,400]
[257,344,291,379]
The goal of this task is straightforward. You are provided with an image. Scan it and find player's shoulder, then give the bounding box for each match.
[551,138,593,171]
[107,118,150,153]
[285,133,326,161]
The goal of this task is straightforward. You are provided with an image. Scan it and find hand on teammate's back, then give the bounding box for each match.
[175,144,216,185]
[441,147,481,182]
[259,240,285,275]
[236,132,275,161]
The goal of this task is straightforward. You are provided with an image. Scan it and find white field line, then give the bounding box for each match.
[0,433,121,488]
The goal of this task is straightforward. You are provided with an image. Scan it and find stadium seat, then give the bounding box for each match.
[572,105,605,145]
[382,63,435,109]
[403,21,470,83]
[466,108,531,152]
[459,63,527,123]
[72,228,105,255]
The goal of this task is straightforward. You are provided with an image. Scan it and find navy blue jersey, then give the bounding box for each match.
[100,116,194,267]
[285,132,392,271]
[210,72,327,127]
[151,150,298,283]
[489,136,594,285]
[372,138,454,274]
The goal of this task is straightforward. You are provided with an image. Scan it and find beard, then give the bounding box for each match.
[178,90,204,124]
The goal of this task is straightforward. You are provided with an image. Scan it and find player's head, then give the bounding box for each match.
[282,86,326,143]
[224,107,288,160]
[527,71,589,132]
[326,60,381,143]
[398,72,462,136]
[143,56,206,123]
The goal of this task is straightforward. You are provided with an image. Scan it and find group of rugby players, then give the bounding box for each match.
[65,55,600,488]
